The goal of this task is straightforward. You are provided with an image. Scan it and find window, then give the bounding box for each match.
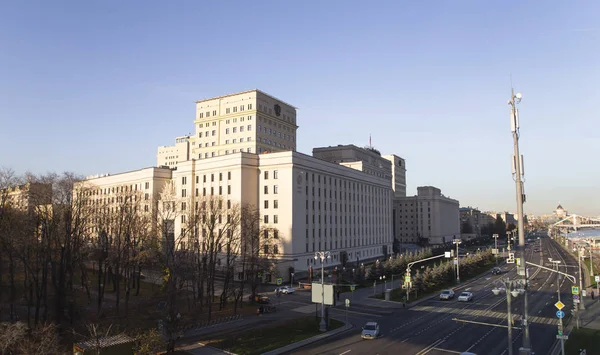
[247,125,252,131]
[145,182,149,189]
[199,132,203,138]
[274,185,278,194]
[203,187,206,196]
[248,104,252,109]
[240,126,244,132]
[227,200,231,209]
[273,170,278,179]
[273,245,279,254]
[181,189,187,197]
[264,171,269,180]
[274,200,278,208]
[203,175,207,183]
[219,173,223,181]
[181,202,186,211]
[206,111,210,117]
[181,215,186,223]
[264,245,269,254]
[219,186,222,195]
[226,108,230,114]
[212,130,216,136]
[264,230,269,239]
[274,215,278,223]
[226,128,230,134]
[227,185,231,194]
[264,215,269,223]
[240,105,245,111]
[264,200,269,208]
[264,186,268,194]
[233,127,237,133]
[274,230,279,239]
[199,113,204,119]
[144,193,149,200]
[211,174,214,182]
[212,110,217,116]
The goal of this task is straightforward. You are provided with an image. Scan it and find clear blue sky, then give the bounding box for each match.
[1,1,599,216]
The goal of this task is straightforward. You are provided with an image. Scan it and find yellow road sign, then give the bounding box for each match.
[572,286,579,295]
[555,301,565,310]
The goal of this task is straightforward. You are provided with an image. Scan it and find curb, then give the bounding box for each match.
[261,323,354,355]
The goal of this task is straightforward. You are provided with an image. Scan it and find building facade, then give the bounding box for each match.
[460,207,482,239]
[394,186,460,245]
[157,136,191,167]
[0,182,52,213]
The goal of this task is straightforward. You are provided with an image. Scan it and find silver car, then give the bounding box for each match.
[458,292,473,302]
[439,289,455,300]
[361,321,380,339]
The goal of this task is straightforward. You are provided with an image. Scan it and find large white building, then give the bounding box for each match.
[81,90,402,281]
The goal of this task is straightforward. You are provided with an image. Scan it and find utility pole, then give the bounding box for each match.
[550,258,565,355]
[508,89,531,354]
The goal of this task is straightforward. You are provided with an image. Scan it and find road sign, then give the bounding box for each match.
[556,310,565,319]
[556,334,569,340]
[350,285,356,291]
[595,275,600,282]
[516,258,521,267]
[555,301,565,310]
[276,278,282,286]
[345,298,350,307]
[572,286,580,295]
[405,276,411,283]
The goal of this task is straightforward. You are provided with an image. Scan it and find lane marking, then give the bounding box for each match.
[339,350,352,355]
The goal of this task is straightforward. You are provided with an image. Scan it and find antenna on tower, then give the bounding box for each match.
[369,134,372,148]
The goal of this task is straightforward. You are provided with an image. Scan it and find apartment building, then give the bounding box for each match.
[460,207,483,239]
[0,182,52,213]
[394,186,460,245]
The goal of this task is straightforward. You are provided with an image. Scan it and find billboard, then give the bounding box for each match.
[311,283,335,305]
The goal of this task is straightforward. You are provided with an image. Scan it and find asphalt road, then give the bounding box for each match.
[286,236,580,355]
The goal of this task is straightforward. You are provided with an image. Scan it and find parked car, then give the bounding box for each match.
[458,292,473,302]
[439,289,455,300]
[274,286,295,294]
[361,321,380,339]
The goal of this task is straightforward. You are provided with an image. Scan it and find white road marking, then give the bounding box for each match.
[339,350,352,355]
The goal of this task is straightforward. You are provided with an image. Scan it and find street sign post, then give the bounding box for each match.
[350,285,355,291]
[555,301,565,310]
[595,275,600,283]
[556,310,565,319]
[345,298,350,323]
[276,278,282,286]
[572,286,580,295]
[556,334,569,340]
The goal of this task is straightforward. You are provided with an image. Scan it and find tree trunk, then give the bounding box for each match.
[9,251,16,321]
[135,264,141,296]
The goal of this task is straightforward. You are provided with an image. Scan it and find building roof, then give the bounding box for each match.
[195,89,298,109]
[557,204,564,210]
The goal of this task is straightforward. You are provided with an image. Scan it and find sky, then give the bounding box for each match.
[1,1,599,216]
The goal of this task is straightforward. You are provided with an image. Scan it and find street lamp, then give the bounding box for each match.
[492,278,525,355]
[380,275,386,293]
[493,234,499,265]
[508,89,531,354]
[453,238,462,283]
[578,246,586,310]
[314,251,330,332]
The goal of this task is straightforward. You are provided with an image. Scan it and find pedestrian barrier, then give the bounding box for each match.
[178,314,242,332]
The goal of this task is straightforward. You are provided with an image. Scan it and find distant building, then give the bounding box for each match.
[0,182,52,213]
[393,186,460,245]
[460,207,482,239]
[554,204,568,219]
[157,135,191,167]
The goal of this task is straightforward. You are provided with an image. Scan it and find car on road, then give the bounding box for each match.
[274,286,295,294]
[458,292,473,302]
[439,289,455,300]
[491,267,503,275]
[361,321,380,339]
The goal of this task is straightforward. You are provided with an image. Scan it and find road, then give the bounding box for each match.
[284,236,580,355]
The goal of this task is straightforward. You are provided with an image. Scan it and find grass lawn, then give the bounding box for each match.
[207,316,344,355]
[564,328,600,355]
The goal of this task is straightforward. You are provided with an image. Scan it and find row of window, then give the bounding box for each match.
[257,125,295,142]
[257,104,294,124]
[199,147,252,158]
[198,104,254,119]
[84,182,151,197]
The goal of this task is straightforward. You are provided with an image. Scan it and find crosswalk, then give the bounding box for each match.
[292,304,318,314]
[412,305,557,325]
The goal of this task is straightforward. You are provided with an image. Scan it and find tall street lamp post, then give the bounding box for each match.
[493,234,499,265]
[453,239,462,283]
[493,279,524,355]
[314,251,330,332]
[508,89,531,354]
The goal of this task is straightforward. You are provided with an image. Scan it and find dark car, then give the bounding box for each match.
[249,295,271,304]
[491,267,502,275]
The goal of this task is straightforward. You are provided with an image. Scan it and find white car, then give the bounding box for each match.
[274,286,295,294]
[458,292,473,302]
[439,289,455,300]
[361,321,380,339]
